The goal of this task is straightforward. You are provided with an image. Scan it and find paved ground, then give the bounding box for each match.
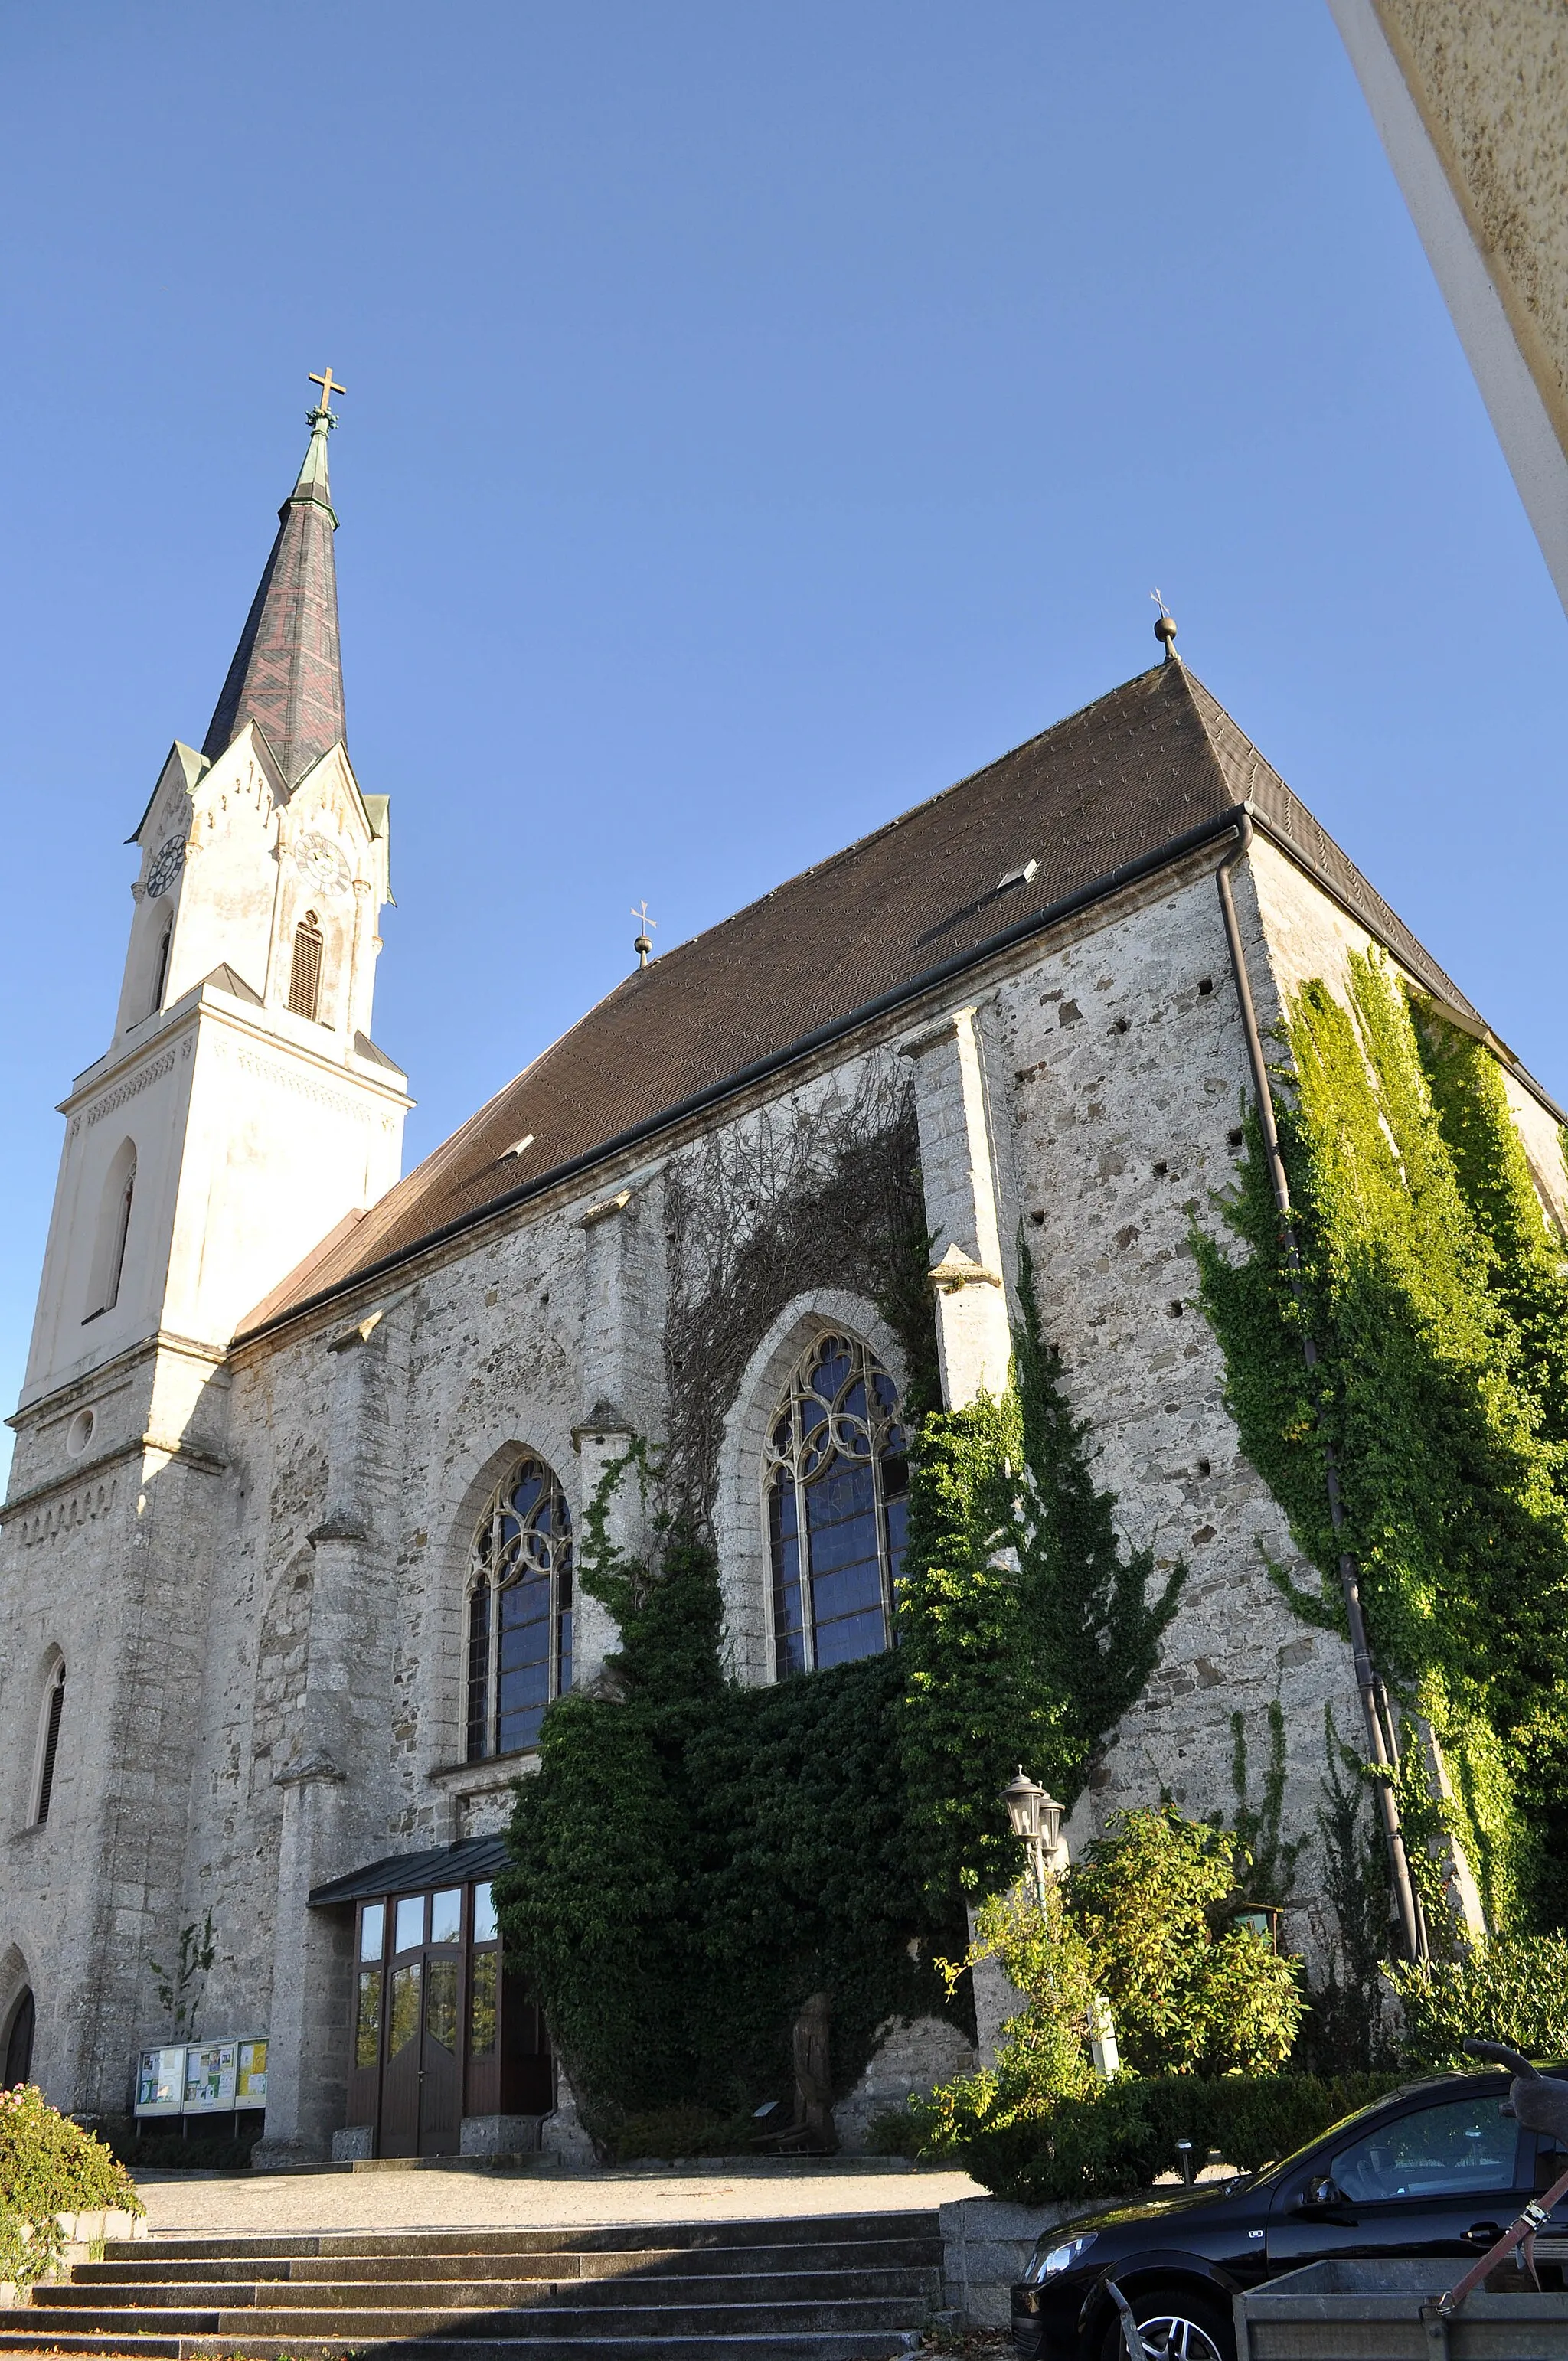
[132,2160,984,2237]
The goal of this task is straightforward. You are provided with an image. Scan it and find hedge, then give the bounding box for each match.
[888,2071,1409,2203]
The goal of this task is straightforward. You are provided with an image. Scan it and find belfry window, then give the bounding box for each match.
[465,1458,573,1759]
[288,913,324,1020]
[150,922,172,1014]
[86,1141,136,1321]
[765,1332,908,1676]
[33,1660,65,1826]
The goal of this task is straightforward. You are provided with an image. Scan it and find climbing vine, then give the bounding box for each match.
[501,1233,1185,2132]
[896,1239,1185,1902]
[1192,949,1568,1929]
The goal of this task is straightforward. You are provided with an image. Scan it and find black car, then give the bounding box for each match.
[1010,2067,1568,2360]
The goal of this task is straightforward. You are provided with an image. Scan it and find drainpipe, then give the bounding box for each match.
[1216,811,1426,1964]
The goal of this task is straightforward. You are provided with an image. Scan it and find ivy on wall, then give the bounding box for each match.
[500,1224,1184,2130]
[496,1464,942,2130]
[1191,950,1568,1929]
[896,1242,1185,1903]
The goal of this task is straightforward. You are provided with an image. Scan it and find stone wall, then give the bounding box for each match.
[7,827,1565,2133]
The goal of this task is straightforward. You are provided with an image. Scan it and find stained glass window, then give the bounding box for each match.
[465,1457,574,1759]
[764,1332,908,1675]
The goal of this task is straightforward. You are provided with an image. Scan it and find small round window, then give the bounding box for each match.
[66,1409,96,1458]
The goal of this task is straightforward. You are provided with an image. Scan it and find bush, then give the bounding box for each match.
[119,2128,262,2173]
[599,2104,759,2162]
[1067,1807,1305,2075]
[1388,1934,1568,2067]
[903,2070,1407,2203]
[0,2086,141,2290]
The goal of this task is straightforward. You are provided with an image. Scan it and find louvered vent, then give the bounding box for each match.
[35,1669,64,1825]
[289,918,324,1020]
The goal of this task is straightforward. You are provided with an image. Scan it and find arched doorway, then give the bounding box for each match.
[3,1989,34,2088]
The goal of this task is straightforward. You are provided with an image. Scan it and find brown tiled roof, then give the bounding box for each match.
[237,658,1482,1337]
[203,426,346,786]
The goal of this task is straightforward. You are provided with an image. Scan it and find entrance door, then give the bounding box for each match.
[418,1887,463,2156]
[374,1889,466,2157]
[348,1876,551,2157]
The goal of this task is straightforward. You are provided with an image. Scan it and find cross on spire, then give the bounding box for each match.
[632,900,658,969]
[308,365,346,423]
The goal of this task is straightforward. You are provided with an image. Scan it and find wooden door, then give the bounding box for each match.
[418,1887,464,2156]
[377,1892,430,2157]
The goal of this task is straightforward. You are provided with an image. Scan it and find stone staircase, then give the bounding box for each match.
[0,2208,945,2360]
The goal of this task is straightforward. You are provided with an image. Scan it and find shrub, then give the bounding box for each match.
[1066,1807,1306,2075]
[600,2105,758,2162]
[903,2070,1407,2203]
[1388,1934,1568,2067]
[119,2128,261,2173]
[0,2086,141,2291]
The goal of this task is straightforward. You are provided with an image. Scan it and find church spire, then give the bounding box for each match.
[201,370,348,786]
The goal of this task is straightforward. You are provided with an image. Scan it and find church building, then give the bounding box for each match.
[3,389,1563,2160]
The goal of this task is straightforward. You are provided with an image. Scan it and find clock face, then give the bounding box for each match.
[293,830,352,897]
[144,834,186,900]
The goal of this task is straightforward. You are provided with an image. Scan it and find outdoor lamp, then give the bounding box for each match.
[1001,1767,1066,1907]
[1001,1767,1063,1850]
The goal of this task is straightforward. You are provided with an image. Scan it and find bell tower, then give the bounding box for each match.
[0,377,410,2118]
[18,375,410,1410]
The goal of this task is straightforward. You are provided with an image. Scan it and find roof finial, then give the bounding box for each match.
[307,364,346,429]
[1151,587,1178,663]
[632,900,658,970]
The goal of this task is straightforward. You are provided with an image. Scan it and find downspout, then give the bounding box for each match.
[1216,811,1426,1963]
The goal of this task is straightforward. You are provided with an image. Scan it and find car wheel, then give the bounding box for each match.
[1098,2281,1234,2361]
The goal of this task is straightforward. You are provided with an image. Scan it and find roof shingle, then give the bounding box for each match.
[237,659,1483,1337]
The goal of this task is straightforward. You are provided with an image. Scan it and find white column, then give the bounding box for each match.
[901,1007,1013,1406]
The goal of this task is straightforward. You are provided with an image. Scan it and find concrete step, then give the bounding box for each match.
[106,2212,939,2262]
[46,2266,930,2304]
[0,2339,920,2361]
[27,2210,941,2359]
[76,2239,942,2288]
[64,2257,930,2294]
[18,2300,926,2340]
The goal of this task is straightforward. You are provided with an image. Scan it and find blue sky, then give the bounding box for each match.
[2,2,1565,1474]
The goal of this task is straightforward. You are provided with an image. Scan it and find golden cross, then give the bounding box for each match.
[309,365,347,413]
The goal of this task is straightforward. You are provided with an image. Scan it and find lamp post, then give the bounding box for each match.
[999,1766,1119,2077]
[1001,1765,1065,1912]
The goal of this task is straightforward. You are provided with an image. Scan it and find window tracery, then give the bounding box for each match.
[764,1331,908,1675]
[465,1458,573,1759]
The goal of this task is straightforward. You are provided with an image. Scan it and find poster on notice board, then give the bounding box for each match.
[236,2039,267,2107]
[134,2046,185,2116]
[182,2040,238,2112]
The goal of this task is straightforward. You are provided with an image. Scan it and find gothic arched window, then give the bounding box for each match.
[765,1332,908,1676]
[288,913,324,1020]
[465,1458,573,1759]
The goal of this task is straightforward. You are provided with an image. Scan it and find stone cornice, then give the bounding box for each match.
[0,1429,228,1523]
[60,985,410,1123]
[8,1327,230,1435]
